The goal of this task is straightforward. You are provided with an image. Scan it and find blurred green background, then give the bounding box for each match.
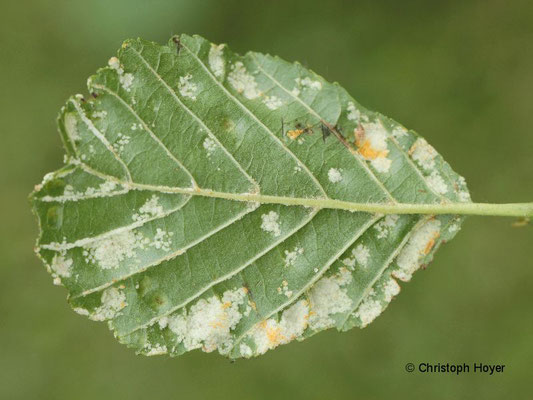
[1,0,532,398]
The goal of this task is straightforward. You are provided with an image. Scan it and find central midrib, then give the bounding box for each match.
[76,161,511,217]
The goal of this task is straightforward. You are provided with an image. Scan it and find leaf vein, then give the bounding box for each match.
[248,54,397,203]
[180,42,329,199]
[120,208,321,336]
[70,99,133,182]
[128,46,260,193]
[91,83,199,190]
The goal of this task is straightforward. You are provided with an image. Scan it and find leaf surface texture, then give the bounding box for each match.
[31,34,470,358]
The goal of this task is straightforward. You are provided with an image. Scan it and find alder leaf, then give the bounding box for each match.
[31,34,472,359]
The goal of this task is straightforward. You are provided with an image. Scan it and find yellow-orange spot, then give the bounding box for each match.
[423,232,440,255]
[287,129,304,140]
[249,301,257,310]
[222,302,231,309]
[356,139,389,160]
[266,325,284,345]
[408,141,418,156]
[210,321,224,329]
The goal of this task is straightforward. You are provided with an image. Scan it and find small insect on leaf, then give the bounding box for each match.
[172,35,182,54]
[31,33,473,360]
[321,123,331,141]
[285,121,315,140]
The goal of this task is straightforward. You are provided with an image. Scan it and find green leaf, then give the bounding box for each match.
[31,34,472,359]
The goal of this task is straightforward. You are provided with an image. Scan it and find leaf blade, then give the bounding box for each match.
[31,34,470,359]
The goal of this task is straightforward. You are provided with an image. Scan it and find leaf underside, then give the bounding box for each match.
[31,34,471,359]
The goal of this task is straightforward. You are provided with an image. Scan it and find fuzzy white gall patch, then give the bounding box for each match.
[132,195,164,222]
[456,176,471,202]
[373,214,400,239]
[93,110,107,119]
[239,344,253,358]
[108,57,134,92]
[246,300,309,356]
[394,219,441,281]
[261,211,281,237]
[90,287,127,321]
[202,137,217,157]
[295,77,322,90]
[263,95,283,110]
[352,244,370,268]
[382,278,401,302]
[145,343,168,356]
[410,138,438,170]
[178,74,198,100]
[208,44,225,78]
[151,228,174,252]
[73,307,90,316]
[328,168,343,183]
[284,247,304,267]
[347,102,361,122]
[51,254,73,278]
[307,267,353,330]
[356,122,392,173]
[427,171,448,195]
[120,73,134,92]
[83,230,147,270]
[354,296,382,328]
[64,113,80,141]
[391,126,408,139]
[113,132,130,153]
[167,288,248,354]
[448,223,461,234]
[228,62,261,99]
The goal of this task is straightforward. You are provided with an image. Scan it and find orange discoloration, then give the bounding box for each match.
[423,239,435,255]
[423,231,440,255]
[356,140,389,160]
[354,125,389,160]
[256,321,284,346]
[222,302,231,309]
[249,301,257,310]
[210,319,225,329]
[267,327,283,345]
[287,129,304,140]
